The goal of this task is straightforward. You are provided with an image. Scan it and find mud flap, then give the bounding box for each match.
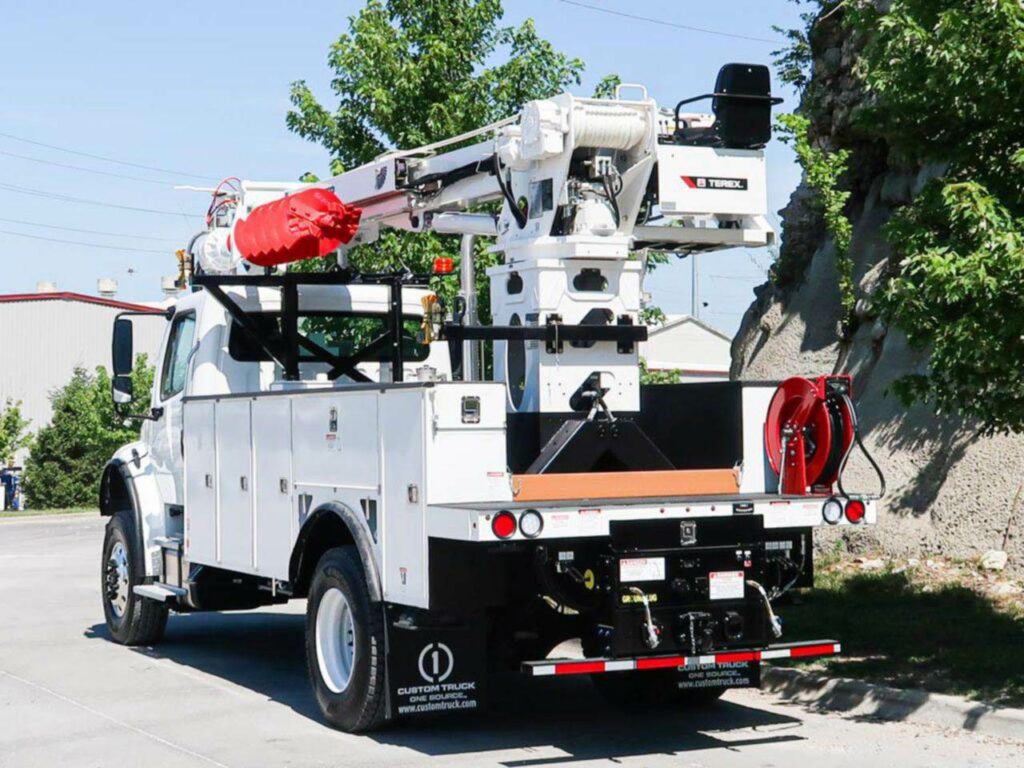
[384,607,487,720]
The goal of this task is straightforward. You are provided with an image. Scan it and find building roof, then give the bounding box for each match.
[649,314,732,342]
[0,291,163,313]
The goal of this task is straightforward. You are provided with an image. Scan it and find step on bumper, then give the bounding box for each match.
[521,639,841,677]
[133,583,187,602]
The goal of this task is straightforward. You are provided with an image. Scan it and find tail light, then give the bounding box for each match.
[845,499,866,524]
[519,509,544,538]
[492,510,517,539]
[822,497,843,525]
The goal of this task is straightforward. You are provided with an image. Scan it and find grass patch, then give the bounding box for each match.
[0,507,94,519]
[780,555,1024,707]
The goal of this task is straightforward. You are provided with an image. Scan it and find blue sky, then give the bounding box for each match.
[0,1,806,334]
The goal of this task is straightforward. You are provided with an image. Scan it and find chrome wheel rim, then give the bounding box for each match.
[316,587,356,694]
[105,541,130,618]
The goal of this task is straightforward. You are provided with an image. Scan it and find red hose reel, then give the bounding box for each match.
[765,375,855,495]
[232,188,362,268]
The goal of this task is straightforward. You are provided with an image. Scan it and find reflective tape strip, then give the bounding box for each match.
[790,642,841,658]
[713,651,759,663]
[603,660,634,672]
[523,642,841,677]
[635,656,686,670]
[553,660,606,675]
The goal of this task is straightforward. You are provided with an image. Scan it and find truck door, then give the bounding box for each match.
[150,311,197,509]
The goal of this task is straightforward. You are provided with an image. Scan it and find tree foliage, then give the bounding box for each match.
[772,1,1024,431]
[23,356,153,509]
[0,399,30,465]
[843,0,1024,431]
[286,0,588,322]
[882,182,1024,426]
[639,359,682,386]
[776,113,854,334]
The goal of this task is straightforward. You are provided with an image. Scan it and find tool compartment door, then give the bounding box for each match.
[184,399,217,565]
[380,388,427,607]
[253,397,293,578]
[215,399,254,570]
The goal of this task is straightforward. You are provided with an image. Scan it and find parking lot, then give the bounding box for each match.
[1,513,1020,768]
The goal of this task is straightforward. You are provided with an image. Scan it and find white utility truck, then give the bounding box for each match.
[100,65,883,731]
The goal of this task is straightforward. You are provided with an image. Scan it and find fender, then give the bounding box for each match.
[99,457,144,566]
[290,502,383,603]
[99,442,166,578]
[99,458,140,517]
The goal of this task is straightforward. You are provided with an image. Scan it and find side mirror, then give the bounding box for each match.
[112,318,134,377]
[112,375,134,405]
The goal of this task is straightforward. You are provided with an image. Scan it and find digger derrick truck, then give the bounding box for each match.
[100,65,884,732]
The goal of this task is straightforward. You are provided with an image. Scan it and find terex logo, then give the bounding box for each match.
[681,175,748,191]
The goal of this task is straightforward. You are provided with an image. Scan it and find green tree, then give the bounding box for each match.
[776,113,853,335]
[23,356,153,509]
[286,0,590,322]
[772,1,1024,431]
[844,0,1024,432]
[0,399,30,465]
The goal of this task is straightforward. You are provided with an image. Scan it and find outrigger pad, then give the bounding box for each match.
[525,418,673,475]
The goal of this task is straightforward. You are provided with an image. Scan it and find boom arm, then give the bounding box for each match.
[188,68,780,415]
[293,86,773,254]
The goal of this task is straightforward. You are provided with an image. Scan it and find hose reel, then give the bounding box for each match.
[764,375,856,495]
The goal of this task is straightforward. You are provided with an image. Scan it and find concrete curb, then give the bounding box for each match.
[762,666,1024,740]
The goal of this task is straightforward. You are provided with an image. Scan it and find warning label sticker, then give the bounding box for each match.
[709,570,745,600]
[619,557,666,583]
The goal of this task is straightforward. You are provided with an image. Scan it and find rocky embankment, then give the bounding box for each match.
[731,9,1024,572]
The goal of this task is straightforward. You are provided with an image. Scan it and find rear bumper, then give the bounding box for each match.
[428,496,876,543]
[521,639,840,677]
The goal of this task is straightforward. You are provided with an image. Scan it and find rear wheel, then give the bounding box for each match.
[102,510,168,645]
[591,670,727,708]
[305,546,387,732]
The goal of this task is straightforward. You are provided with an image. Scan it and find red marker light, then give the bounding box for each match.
[845,499,866,524]
[492,510,517,539]
[433,257,454,274]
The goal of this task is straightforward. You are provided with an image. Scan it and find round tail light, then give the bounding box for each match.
[492,510,517,539]
[519,509,544,538]
[822,497,844,525]
[845,499,866,524]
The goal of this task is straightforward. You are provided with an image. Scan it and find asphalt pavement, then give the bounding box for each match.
[1,514,1021,767]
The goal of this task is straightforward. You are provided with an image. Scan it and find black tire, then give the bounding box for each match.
[591,671,727,708]
[305,546,387,732]
[102,510,168,645]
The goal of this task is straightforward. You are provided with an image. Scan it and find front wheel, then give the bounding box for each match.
[305,546,387,732]
[102,510,168,645]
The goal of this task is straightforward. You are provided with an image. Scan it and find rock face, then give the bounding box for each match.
[731,8,1023,572]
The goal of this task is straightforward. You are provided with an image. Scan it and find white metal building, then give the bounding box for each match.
[0,291,168,457]
[640,314,731,382]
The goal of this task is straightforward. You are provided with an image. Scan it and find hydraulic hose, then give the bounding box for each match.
[836,392,887,500]
[747,580,783,639]
[493,153,528,229]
